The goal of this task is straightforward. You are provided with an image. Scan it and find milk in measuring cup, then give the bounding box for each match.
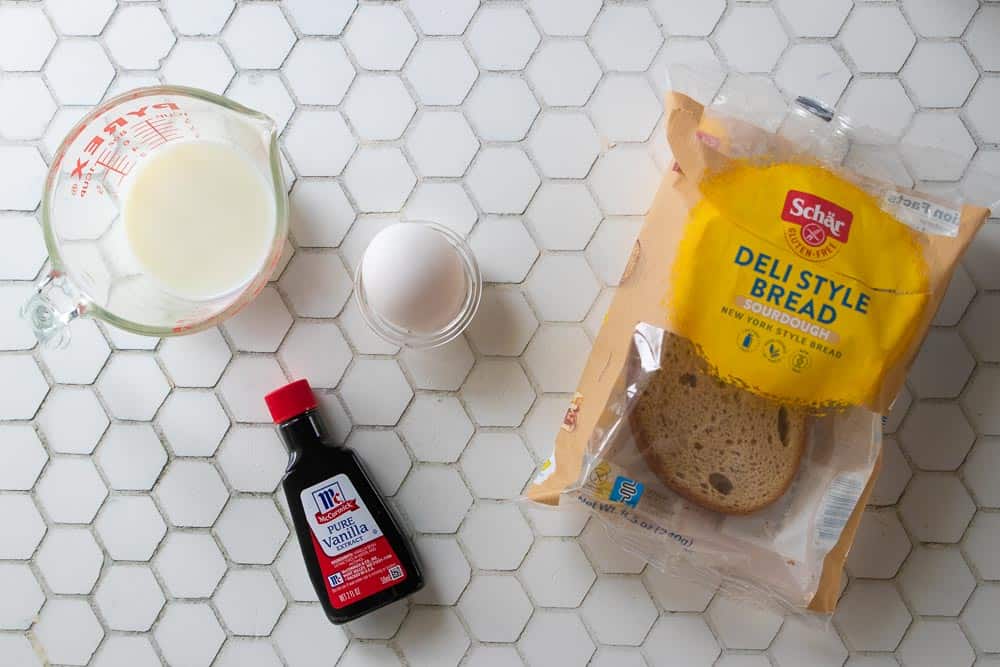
[123,140,275,300]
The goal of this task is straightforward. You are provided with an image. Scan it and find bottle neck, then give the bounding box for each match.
[277,408,334,457]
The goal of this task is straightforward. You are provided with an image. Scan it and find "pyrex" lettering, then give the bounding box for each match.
[781,190,853,243]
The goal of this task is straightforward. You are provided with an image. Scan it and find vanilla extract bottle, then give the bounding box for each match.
[265,379,423,623]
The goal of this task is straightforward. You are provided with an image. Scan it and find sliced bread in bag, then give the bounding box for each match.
[632,333,808,514]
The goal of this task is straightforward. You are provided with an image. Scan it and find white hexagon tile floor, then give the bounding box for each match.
[1,1,999,666]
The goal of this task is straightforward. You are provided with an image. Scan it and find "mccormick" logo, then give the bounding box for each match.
[312,481,359,524]
[780,190,853,260]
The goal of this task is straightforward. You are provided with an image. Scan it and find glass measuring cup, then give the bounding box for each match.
[22,86,288,347]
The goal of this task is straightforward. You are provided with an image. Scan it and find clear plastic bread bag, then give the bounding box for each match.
[526,63,1000,614]
[566,323,881,612]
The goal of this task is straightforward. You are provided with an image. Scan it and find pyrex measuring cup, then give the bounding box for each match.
[23,86,288,347]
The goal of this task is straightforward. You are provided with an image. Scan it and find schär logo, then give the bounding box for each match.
[781,190,853,261]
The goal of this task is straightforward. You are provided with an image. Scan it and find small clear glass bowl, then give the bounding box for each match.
[354,221,482,349]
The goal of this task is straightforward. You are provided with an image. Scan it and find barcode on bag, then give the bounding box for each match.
[815,474,865,550]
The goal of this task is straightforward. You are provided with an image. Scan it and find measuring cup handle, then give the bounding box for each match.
[20,272,85,349]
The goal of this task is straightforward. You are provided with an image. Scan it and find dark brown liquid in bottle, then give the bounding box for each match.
[278,408,423,624]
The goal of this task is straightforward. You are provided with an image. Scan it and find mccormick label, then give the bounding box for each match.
[301,474,407,609]
[780,190,853,261]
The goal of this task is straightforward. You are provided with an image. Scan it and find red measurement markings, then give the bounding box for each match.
[94,148,133,185]
[67,100,186,198]
[132,118,184,149]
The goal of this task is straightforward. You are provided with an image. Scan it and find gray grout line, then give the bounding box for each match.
[2,1,1000,666]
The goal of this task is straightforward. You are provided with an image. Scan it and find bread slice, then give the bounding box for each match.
[631,333,808,514]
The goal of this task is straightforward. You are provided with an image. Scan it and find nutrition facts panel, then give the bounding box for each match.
[0,1,998,666]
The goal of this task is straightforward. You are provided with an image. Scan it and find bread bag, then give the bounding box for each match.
[526,67,997,613]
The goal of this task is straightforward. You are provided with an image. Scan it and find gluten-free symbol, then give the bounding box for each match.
[801,222,827,247]
[762,339,787,362]
[738,329,760,352]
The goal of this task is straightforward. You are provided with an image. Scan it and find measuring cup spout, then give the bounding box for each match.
[20,272,85,349]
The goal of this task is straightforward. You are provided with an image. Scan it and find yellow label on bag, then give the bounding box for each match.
[670,162,930,409]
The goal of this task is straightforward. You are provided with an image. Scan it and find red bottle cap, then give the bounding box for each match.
[265,378,318,424]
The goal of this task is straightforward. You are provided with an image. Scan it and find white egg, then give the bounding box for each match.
[361,223,467,334]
